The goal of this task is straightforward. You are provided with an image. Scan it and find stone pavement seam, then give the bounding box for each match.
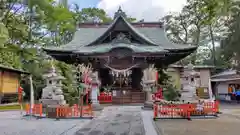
[58,124,78,135]
[152,119,165,135]
[141,110,158,135]
[61,119,92,135]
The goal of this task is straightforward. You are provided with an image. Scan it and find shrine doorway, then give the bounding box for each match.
[99,67,146,104]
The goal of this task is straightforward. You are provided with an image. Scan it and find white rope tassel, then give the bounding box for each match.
[104,64,139,73]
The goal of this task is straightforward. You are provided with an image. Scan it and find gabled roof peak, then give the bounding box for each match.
[87,14,158,46]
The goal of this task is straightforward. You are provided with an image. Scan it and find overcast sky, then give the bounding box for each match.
[68,0,187,21]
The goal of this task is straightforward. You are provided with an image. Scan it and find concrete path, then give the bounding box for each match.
[75,106,157,135]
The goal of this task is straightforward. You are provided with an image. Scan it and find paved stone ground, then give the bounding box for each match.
[75,106,146,135]
[0,106,158,135]
[0,111,91,135]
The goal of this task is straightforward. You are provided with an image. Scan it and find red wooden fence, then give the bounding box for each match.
[98,93,112,104]
[153,101,219,121]
[56,104,93,119]
[25,104,43,117]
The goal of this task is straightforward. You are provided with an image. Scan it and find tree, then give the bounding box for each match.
[0,0,136,103]
[73,5,136,23]
[162,0,232,65]
[76,7,112,23]
[220,1,240,69]
[0,0,78,100]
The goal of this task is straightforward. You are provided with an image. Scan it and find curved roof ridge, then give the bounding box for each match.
[73,43,168,54]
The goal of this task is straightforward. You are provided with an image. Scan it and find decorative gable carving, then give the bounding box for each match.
[111,33,131,44]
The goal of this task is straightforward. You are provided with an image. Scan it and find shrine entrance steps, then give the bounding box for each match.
[98,91,146,104]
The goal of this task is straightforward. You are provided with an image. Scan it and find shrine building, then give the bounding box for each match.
[44,8,197,104]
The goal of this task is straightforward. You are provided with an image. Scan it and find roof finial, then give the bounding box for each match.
[118,6,122,12]
[114,6,126,19]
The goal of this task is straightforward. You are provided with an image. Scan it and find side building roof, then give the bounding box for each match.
[0,64,30,75]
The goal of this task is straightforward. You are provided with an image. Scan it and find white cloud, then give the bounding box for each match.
[97,0,186,21]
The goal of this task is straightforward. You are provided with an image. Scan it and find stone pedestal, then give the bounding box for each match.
[180,82,198,102]
[141,66,158,110]
[141,80,156,110]
[91,85,103,111]
[142,91,154,110]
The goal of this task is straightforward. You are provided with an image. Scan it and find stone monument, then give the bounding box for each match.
[39,63,66,107]
[141,65,158,110]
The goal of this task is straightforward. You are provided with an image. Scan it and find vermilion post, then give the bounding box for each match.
[18,86,23,103]
[153,103,158,119]
[39,104,42,117]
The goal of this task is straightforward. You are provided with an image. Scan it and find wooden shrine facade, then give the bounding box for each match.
[44,7,197,104]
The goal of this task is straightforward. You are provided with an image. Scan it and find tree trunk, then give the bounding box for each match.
[191,27,201,64]
[209,24,216,66]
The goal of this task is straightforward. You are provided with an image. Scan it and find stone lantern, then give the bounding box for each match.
[40,64,66,106]
[89,71,102,110]
[180,63,200,102]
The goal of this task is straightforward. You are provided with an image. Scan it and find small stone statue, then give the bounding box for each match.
[40,63,66,106]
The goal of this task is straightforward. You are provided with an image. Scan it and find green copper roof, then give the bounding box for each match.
[44,11,197,54]
[45,27,195,52]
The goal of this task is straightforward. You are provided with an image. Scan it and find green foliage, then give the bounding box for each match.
[220,2,240,69]
[163,0,232,65]
[0,0,136,105]
[163,84,180,101]
[0,22,9,47]
[0,49,22,68]
[78,8,112,23]
[156,68,180,101]
[157,68,170,85]
[55,61,77,103]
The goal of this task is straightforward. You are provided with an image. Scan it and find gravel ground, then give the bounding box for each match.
[219,102,240,110]
[0,111,92,135]
[155,114,240,135]
[154,103,240,135]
